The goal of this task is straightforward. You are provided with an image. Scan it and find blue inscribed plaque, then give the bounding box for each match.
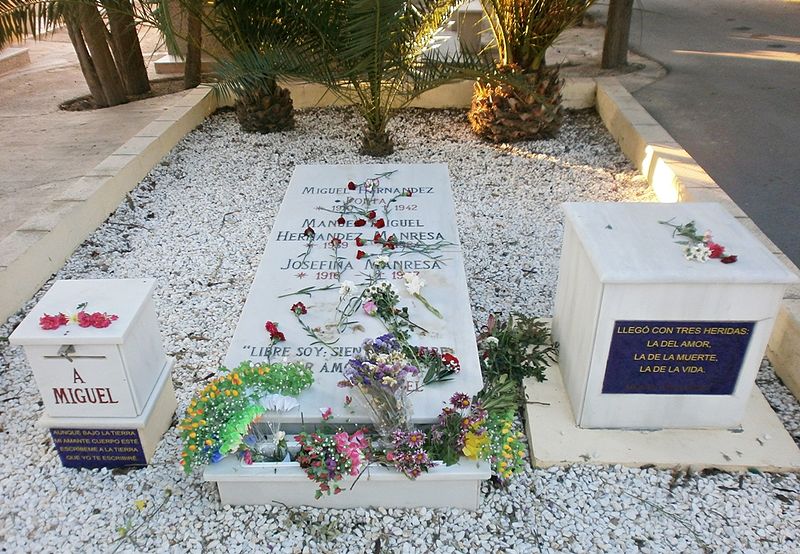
[50,428,147,469]
[602,320,755,395]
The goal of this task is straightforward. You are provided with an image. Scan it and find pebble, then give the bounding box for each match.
[0,107,798,553]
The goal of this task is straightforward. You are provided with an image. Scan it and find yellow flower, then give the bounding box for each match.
[205,439,213,446]
[232,390,239,397]
[189,432,196,438]
[134,499,147,511]
[462,431,489,459]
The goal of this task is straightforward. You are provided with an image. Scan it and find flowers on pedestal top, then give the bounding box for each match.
[39,303,119,330]
[660,219,738,264]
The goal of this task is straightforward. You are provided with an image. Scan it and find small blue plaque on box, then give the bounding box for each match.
[50,428,147,469]
[602,320,755,395]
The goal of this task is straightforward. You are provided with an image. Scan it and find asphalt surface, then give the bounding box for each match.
[594,0,800,265]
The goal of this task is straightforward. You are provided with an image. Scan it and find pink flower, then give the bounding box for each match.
[320,407,333,421]
[362,300,378,316]
[243,450,253,465]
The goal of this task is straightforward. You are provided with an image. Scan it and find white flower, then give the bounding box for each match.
[403,272,425,295]
[375,255,390,269]
[483,336,499,347]
[683,244,711,263]
[274,430,286,442]
[339,280,355,299]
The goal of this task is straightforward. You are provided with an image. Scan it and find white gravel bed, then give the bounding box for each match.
[1,107,798,553]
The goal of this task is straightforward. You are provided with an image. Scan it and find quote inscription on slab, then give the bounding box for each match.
[50,428,146,468]
[226,164,482,423]
[602,320,755,395]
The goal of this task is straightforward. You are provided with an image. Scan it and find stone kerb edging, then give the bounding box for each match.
[595,77,800,401]
[0,85,218,323]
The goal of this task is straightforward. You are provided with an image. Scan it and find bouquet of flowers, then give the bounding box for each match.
[428,392,490,466]
[295,429,369,499]
[385,429,436,479]
[179,361,314,473]
[339,334,419,440]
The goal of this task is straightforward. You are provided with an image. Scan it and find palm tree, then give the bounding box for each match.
[213,0,494,156]
[468,0,593,142]
[0,0,152,107]
[155,0,297,132]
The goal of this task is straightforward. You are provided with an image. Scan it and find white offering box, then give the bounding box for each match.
[10,279,168,418]
[553,202,798,429]
[226,164,483,424]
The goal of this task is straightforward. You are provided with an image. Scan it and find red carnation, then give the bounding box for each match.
[347,181,357,190]
[303,226,315,238]
[441,353,461,372]
[374,218,386,229]
[367,210,376,219]
[330,237,342,247]
[265,321,278,334]
[721,255,738,264]
[373,232,382,244]
[405,190,413,197]
[355,237,365,247]
[356,250,366,259]
[291,302,308,315]
[354,219,367,227]
[337,216,346,226]
[707,241,725,259]
[39,313,68,330]
[274,331,286,342]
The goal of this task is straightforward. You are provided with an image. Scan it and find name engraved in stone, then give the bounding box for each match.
[302,186,434,195]
[276,230,447,242]
[52,387,119,405]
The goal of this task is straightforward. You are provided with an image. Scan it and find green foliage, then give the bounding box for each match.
[0,1,66,49]
[211,0,496,155]
[477,313,557,386]
[479,0,595,72]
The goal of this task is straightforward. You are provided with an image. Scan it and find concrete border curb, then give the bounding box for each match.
[595,77,800,401]
[0,47,31,75]
[0,85,218,322]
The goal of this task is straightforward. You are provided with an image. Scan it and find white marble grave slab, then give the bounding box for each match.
[226,164,482,424]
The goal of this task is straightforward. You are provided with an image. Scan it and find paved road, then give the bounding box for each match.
[596,0,800,265]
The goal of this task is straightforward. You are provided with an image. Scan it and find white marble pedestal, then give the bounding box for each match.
[553,202,798,429]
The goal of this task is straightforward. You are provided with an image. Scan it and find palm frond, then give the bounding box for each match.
[0,0,65,48]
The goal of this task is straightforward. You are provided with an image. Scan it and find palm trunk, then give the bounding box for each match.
[102,0,151,95]
[65,14,108,107]
[184,0,202,89]
[602,0,634,69]
[77,4,127,106]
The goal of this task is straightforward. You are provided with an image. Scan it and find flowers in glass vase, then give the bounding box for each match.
[339,334,419,439]
[294,429,369,499]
